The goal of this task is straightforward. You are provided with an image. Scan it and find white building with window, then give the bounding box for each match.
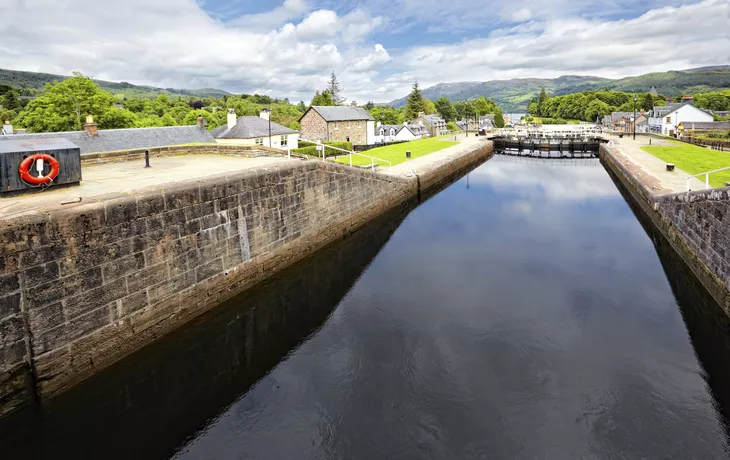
[211,109,299,149]
[377,122,427,143]
[648,103,713,136]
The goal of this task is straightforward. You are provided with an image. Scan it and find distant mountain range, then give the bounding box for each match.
[0,68,231,99]
[389,67,730,112]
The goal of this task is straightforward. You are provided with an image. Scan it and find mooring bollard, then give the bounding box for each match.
[144,149,150,168]
[406,150,411,158]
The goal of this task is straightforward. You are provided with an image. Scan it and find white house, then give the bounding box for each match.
[376,122,427,143]
[211,109,299,149]
[648,103,713,136]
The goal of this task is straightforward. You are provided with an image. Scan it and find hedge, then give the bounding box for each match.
[292,141,353,157]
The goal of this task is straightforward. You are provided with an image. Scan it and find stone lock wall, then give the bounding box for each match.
[655,188,730,296]
[0,160,412,416]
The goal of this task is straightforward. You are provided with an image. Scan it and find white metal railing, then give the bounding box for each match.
[686,166,730,191]
[297,139,392,173]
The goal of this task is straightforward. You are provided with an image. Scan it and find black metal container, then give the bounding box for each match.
[0,138,82,193]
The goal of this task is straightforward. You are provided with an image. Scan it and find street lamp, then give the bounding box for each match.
[633,94,638,140]
[268,102,272,148]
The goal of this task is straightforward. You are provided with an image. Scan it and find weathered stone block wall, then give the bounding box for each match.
[600,144,730,316]
[655,188,730,294]
[299,110,328,142]
[0,160,412,416]
[327,120,368,145]
[80,144,292,165]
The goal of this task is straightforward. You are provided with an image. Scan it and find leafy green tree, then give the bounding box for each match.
[297,101,307,112]
[537,88,549,115]
[404,82,426,120]
[369,106,403,125]
[2,90,20,111]
[15,73,114,132]
[472,97,499,116]
[423,99,436,115]
[493,110,505,128]
[641,93,654,112]
[364,101,375,110]
[446,121,460,132]
[97,106,136,129]
[528,102,538,116]
[311,90,335,106]
[434,97,457,122]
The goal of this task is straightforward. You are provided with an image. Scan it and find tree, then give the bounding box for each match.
[297,101,307,112]
[369,106,403,125]
[97,106,136,129]
[493,110,505,128]
[537,88,549,116]
[14,73,114,132]
[2,90,20,111]
[641,93,654,112]
[311,90,335,106]
[327,71,344,105]
[446,121,459,132]
[423,99,436,115]
[404,81,426,120]
[364,101,375,110]
[434,97,457,122]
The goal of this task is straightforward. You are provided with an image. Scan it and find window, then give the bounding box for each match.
[358,121,362,128]
[347,121,351,128]
[358,135,362,143]
[255,138,263,145]
[666,116,671,122]
[334,122,339,130]
[280,135,288,146]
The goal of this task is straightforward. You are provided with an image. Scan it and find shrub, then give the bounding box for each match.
[291,141,353,157]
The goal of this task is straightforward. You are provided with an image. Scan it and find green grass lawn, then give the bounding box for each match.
[335,137,459,167]
[641,143,730,188]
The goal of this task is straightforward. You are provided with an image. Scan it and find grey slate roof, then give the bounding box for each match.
[378,124,403,134]
[0,125,215,155]
[421,114,445,125]
[306,106,374,122]
[211,117,297,139]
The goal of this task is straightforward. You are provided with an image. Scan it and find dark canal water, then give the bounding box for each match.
[2,156,730,459]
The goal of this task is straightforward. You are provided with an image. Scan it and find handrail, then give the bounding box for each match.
[297,138,392,173]
[686,166,730,191]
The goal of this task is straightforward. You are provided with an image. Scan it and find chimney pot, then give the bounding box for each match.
[196,114,206,129]
[260,109,270,121]
[83,115,98,137]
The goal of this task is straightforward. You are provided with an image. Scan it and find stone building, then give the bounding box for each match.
[412,113,448,137]
[299,106,376,145]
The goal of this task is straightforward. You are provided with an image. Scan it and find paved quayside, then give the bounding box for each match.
[605,134,705,192]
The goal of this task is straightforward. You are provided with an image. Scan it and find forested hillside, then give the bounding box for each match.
[390,68,730,112]
[0,68,230,99]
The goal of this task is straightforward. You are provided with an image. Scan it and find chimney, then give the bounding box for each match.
[83,115,98,137]
[418,111,424,117]
[196,114,206,129]
[2,120,12,135]
[260,109,270,121]
[376,121,381,128]
[227,108,237,130]
[403,121,408,126]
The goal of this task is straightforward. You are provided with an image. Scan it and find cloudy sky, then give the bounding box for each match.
[0,0,727,103]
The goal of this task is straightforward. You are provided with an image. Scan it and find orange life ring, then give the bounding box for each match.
[18,154,60,185]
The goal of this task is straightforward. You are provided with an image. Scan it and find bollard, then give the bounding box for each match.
[406,150,411,158]
[649,138,651,146]
[144,149,150,168]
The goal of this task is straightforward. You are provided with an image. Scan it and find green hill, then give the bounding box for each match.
[390,67,730,112]
[0,68,231,99]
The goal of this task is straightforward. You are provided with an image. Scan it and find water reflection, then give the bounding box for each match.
[0,201,415,460]
[173,157,728,459]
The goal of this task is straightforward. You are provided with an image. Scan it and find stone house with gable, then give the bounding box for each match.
[299,106,376,145]
[413,113,448,137]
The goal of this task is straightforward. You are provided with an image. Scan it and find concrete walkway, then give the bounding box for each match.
[0,154,294,220]
[383,135,486,179]
[607,134,705,193]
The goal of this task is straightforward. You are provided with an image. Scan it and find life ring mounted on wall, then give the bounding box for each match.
[18,153,60,186]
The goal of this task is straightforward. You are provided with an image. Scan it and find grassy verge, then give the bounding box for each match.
[335,137,459,167]
[641,143,730,187]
